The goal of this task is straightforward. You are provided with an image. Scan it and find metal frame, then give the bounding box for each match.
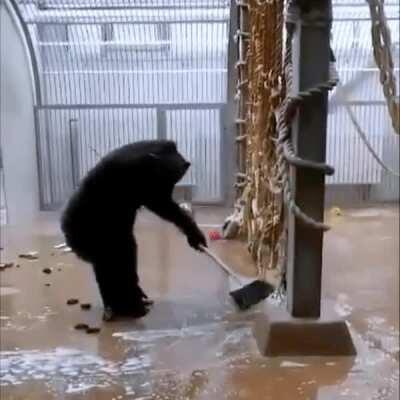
[7,0,53,210]
[35,4,229,11]
[35,103,226,110]
[28,19,230,25]
[7,0,42,104]
[35,103,227,209]
[222,0,238,207]
[10,0,232,209]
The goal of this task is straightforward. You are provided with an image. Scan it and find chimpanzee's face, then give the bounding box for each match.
[148,141,190,184]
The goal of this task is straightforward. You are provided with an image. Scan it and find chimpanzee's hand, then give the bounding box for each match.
[187,227,207,251]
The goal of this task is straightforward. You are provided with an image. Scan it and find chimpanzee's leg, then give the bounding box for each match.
[91,234,150,319]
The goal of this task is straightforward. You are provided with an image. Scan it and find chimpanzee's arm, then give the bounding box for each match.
[145,199,207,250]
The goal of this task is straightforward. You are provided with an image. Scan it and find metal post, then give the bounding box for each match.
[286,1,332,318]
[101,23,113,58]
[223,0,239,207]
[33,108,46,209]
[69,118,80,190]
[156,108,167,140]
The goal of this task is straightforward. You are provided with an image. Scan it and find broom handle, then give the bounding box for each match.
[201,246,243,284]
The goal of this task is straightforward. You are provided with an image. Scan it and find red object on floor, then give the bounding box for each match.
[208,230,222,241]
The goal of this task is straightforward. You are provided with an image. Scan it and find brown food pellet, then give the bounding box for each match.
[86,327,100,334]
[66,298,79,305]
[74,323,89,330]
[42,268,52,274]
[80,303,92,310]
[16,264,20,268]
[19,254,39,260]
[45,283,51,287]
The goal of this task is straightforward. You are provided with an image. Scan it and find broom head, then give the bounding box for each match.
[229,280,274,310]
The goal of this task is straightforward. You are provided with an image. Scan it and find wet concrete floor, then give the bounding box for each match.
[0,206,398,399]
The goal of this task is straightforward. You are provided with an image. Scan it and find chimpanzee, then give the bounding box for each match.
[61,140,207,320]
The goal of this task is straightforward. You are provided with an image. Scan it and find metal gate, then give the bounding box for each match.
[12,0,230,209]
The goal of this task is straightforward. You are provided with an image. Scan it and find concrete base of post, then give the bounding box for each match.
[253,300,356,357]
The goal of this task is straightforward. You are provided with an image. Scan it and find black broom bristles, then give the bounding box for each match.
[229,280,275,310]
[201,246,274,310]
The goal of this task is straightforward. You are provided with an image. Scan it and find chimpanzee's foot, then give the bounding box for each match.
[102,302,150,321]
[102,306,115,322]
[136,285,154,306]
[102,291,152,321]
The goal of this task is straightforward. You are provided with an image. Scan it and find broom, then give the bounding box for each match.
[201,246,274,310]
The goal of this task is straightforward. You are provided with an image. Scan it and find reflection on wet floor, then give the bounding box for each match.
[0,207,399,399]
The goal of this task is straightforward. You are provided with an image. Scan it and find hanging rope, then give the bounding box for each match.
[226,0,398,280]
[226,0,336,278]
[366,0,400,134]
[344,102,400,177]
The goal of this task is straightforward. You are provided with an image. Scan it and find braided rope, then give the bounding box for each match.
[367,0,399,134]
[274,2,335,231]
[343,101,400,177]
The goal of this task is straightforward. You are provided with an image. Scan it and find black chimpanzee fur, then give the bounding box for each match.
[61,140,207,319]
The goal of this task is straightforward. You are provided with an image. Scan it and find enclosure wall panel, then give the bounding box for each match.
[328,2,399,203]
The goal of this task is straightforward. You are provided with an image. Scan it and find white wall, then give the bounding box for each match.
[0,2,39,225]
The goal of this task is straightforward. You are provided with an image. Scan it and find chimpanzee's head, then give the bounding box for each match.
[147,140,190,184]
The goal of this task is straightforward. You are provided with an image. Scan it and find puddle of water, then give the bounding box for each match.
[365,317,400,355]
[0,320,257,397]
[1,313,398,399]
[114,320,256,372]
[334,321,400,400]
[1,307,57,331]
[0,347,152,394]
[334,293,353,317]
[349,209,381,218]
[348,208,397,219]
[280,361,308,368]
[0,287,20,296]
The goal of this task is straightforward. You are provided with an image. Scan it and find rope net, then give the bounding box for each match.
[230,0,337,279]
[229,0,397,280]
[232,0,285,279]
